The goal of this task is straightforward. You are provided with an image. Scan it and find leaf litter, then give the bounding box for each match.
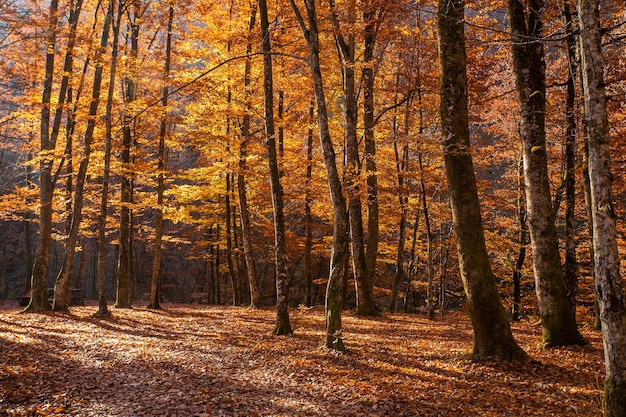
[0,303,604,416]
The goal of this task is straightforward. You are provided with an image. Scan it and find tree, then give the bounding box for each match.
[238,1,261,308]
[95,0,117,316]
[259,0,292,335]
[507,0,584,346]
[49,0,85,311]
[117,0,142,310]
[437,0,526,360]
[148,1,175,310]
[327,0,378,316]
[362,1,382,294]
[577,0,626,413]
[289,0,350,351]
[24,0,61,313]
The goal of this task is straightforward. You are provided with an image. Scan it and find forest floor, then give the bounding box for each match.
[0,301,605,417]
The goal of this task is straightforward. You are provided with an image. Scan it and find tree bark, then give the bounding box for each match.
[363,4,380,292]
[438,0,526,360]
[24,0,61,313]
[561,0,579,315]
[328,0,377,317]
[49,0,84,311]
[117,0,141,309]
[148,2,175,310]
[389,79,408,313]
[260,0,292,335]
[238,2,261,308]
[303,101,315,306]
[507,0,584,346]
[512,157,528,321]
[290,0,350,351]
[578,0,626,414]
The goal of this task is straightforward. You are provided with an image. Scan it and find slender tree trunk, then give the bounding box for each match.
[512,157,528,321]
[51,0,87,311]
[438,0,526,360]
[507,0,584,346]
[578,0,626,414]
[420,154,436,321]
[95,0,120,315]
[24,152,35,295]
[260,0,292,335]
[328,0,377,316]
[389,84,408,313]
[290,0,350,351]
[238,2,261,307]
[562,0,579,315]
[224,172,239,305]
[304,101,314,306]
[148,2,174,310]
[25,0,60,313]
[363,4,380,289]
[117,0,140,308]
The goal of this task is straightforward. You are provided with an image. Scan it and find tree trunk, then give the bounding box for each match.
[238,3,261,307]
[48,0,84,311]
[290,0,350,351]
[389,84,408,313]
[24,0,61,313]
[224,173,239,305]
[328,0,377,317]
[438,0,526,360]
[561,0,579,315]
[96,0,122,315]
[578,0,626,413]
[363,4,380,290]
[512,157,528,321]
[260,0,292,335]
[148,2,174,310]
[507,0,584,346]
[117,0,140,308]
[303,101,314,306]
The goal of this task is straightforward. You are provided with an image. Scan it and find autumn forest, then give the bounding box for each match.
[1,0,626,415]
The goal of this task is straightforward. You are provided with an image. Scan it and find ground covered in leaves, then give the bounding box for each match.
[0,302,605,416]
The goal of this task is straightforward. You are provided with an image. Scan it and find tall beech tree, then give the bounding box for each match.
[327,0,377,316]
[560,0,579,313]
[49,0,84,311]
[507,0,584,346]
[238,2,261,308]
[260,0,292,335]
[148,1,175,311]
[437,0,526,360]
[362,1,382,290]
[290,0,350,351]
[25,0,61,313]
[117,0,142,309]
[95,0,118,315]
[577,0,626,413]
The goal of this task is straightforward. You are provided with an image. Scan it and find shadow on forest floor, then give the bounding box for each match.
[0,302,605,416]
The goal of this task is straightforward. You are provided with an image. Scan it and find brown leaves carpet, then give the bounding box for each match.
[0,303,604,416]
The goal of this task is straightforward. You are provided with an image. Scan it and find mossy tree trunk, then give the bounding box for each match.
[437,0,526,360]
[507,0,584,346]
[290,0,350,351]
[328,0,378,317]
[578,0,626,414]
